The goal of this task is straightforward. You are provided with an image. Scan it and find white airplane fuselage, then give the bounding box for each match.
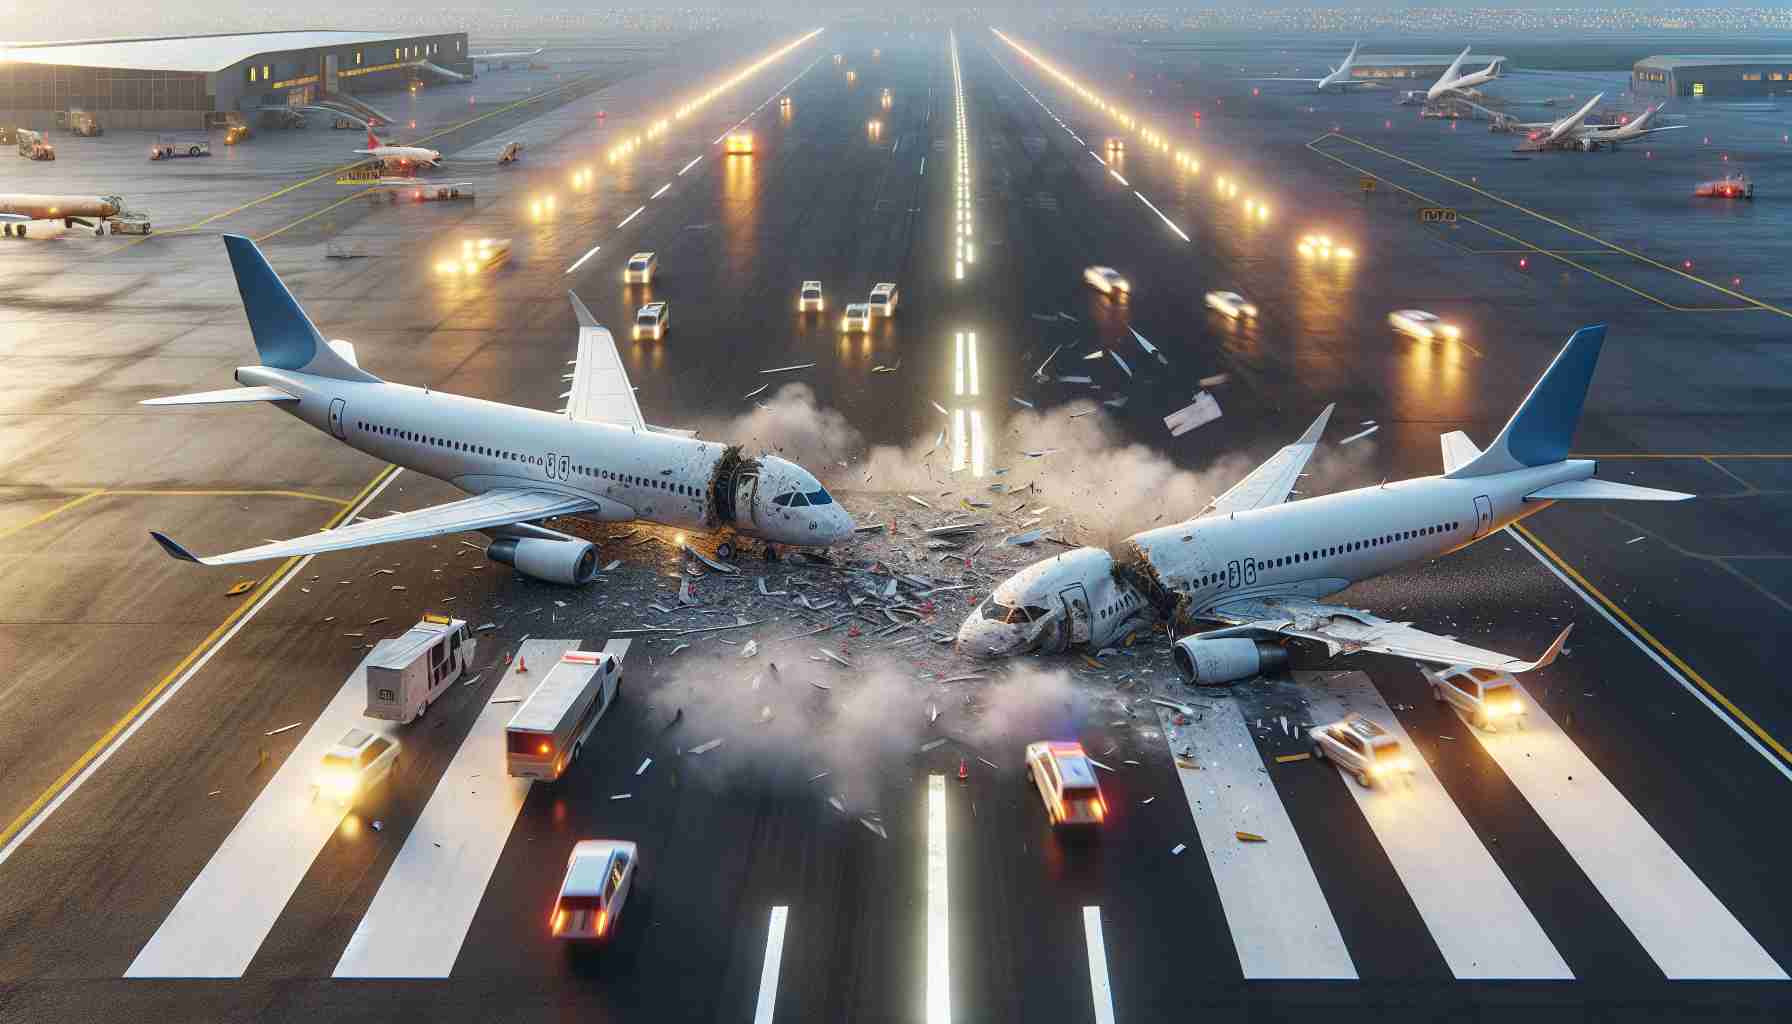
[957,459,1589,658]
[236,363,852,547]
[0,193,120,234]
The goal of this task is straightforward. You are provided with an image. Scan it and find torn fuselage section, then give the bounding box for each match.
[706,445,762,530]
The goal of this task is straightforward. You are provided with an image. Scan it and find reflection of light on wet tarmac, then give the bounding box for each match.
[951,331,985,477]
[950,30,972,284]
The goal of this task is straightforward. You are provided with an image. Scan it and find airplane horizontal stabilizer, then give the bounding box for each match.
[1524,478,1693,502]
[139,386,297,406]
[1440,430,1481,474]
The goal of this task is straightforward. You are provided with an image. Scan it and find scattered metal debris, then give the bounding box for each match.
[690,738,724,755]
[265,722,303,737]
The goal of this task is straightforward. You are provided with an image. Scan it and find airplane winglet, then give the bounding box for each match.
[1514,623,1573,672]
[149,531,203,564]
[568,291,599,329]
[1296,403,1336,446]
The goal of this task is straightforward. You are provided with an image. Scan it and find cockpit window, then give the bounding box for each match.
[771,491,809,508]
[981,601,1037,625]
[805,488,833,505]
[1021,605,1050,621]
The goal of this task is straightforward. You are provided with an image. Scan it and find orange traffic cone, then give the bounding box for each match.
[516,654,528,673]
[958,758,969,782]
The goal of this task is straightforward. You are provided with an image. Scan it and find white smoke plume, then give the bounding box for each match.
[699,384,1382,544]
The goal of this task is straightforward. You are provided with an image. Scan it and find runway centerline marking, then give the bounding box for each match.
[926,773,950,1023]
[1509,523,1792,781]
[0,466,402,864]
[1082,907,1117,1024]
[564,243,602,276]
[753,906,791,1024]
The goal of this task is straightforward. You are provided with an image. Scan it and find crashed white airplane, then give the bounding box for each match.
[142,235,854,584]
[957,325,1692,684]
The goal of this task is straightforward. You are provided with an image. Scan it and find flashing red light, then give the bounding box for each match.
[1519,257,1528,269]
[1734,277,1743,287]
[1252,87,1260,97]
[598,110,607,119]
[1703,136,1710,144]
[1683,260,1694,270]
[1722,153,1729,162]
[409,121,416,129]
[1385,119,1392,129]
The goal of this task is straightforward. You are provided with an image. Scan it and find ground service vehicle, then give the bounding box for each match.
[65,110,101,136]
[725,132,753,155]
[1204,290,1258,319]
[505,650,623,781]
[1388,309,1461,341]
[1083,266,1129,297]
[1309,714,1413,788]
[364,614,474,723]
[151,134,211,159]
[624,251,657,284]
[18,130,55,160]
[841,303,872,333]
[499,141,524,164]
[799,280,824,311]
[316,728,401,805]
[1024,741,1107,828]
[1695,173,1753,200]
[869,282,899,316]
[551,839,638,941]
[633,302,669,340]
[1427,665,1528,731]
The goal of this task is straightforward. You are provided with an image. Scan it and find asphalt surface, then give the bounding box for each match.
[2,22,1791,1023]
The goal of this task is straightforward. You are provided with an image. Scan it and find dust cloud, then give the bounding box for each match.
[699,384,1382,545]
[644,646,1088,810]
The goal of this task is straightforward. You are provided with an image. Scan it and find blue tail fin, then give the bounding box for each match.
[222,234,379,382]
[1445,324,1606,477]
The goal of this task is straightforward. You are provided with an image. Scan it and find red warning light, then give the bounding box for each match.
[1385,120,1392,129]
[1684,260,1694,270]
[1519,257,1529,269]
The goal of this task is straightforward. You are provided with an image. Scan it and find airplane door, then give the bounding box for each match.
[1473,494,1493,538]
[329,398,347,439]
[1058,583,1091,645]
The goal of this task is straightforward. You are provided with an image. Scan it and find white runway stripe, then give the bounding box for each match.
[1307,674,1572,979]
[333,639,580,977]
[1457,682,1787,979]
[926,773,950,1023]
[1157,702,1356,979]
[127,655,398,977]
[1082,907,1116,1024]
[753,906,790,1024]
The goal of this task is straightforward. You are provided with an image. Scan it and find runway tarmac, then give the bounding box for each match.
[1,22,1789,1023]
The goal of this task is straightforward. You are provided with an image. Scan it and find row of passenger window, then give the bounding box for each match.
[355,420,702,499]
[1195,520,1463,589]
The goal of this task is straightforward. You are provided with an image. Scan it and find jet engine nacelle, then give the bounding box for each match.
[486,537,599,585]
[1171,636,1289,686]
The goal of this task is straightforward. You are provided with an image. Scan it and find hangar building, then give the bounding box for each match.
[0,30,471,131]
[1634,55,1792,98]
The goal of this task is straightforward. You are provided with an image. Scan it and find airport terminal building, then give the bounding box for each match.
[1634,55,1792,98]
[0,30,472,131]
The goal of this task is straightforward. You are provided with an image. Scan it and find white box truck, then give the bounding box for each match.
[364,614,475,724]
[506,648,623,781]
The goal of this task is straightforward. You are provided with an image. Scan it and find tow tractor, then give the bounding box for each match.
[371,179,474,203]
[150,133,211,159]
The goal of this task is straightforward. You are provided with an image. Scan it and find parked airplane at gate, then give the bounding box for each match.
[1515,100,1683,151]
[1427,46,1505,102]
[143,236,854,584]
[0,193,120,236]
[1246,42,1375,93]
[957,325,1692,685]
[1508,93,1607,150]
[355,128,441,169]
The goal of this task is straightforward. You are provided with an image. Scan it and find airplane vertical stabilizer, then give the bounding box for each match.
[1444,324,1605,478]
[222,234,381,383]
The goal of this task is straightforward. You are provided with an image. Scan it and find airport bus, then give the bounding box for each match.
[505,649,622,781]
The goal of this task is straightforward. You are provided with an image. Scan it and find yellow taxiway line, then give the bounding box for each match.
[0,466,397,854]
[1512,522,1792,773]
[1307,133,1784,318]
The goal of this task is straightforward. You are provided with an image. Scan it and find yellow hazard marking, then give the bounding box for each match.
[1274,752,1311,764]
[1235,830,1267,843]
[225,579,258,596]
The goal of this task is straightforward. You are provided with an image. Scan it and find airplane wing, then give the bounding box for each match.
[563,292,647,430]
[149,488,613,567]
[1203,594,1573,674]
[1196,404,1335,518]
[471,48,543,59]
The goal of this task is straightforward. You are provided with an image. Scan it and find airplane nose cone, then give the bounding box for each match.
[955,618,1021,659]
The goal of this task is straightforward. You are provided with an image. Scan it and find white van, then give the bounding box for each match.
[506,650,623,781]
[364,614,474,724]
